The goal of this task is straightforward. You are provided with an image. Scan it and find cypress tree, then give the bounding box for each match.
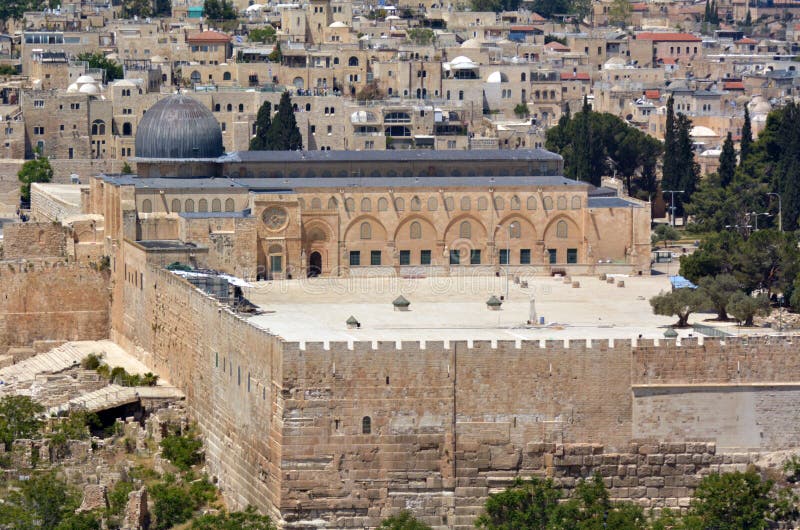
[249,101,272,150]
[662,95,678,192]
[265,91,303,151]
[718,132,736,187]
[740,106,752,163]
[675,113,699,218]
[744,9,752,27]
[573,97,592,184]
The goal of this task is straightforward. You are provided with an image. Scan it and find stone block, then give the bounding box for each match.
[78,484,108,512]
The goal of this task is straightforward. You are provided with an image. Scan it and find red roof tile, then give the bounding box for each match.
[631,2,647,10]
[735,37,757,44]
[723,81,745,90]
[187,30,231,43]
[636,32,701,42]
[544,41,570,51]
[659,57,678,64]
[560,72,590,80]
[645,89,660,99]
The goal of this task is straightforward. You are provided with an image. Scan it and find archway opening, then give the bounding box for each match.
[308,251,322,277]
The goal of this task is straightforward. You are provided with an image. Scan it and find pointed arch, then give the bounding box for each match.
[344,214,388,243]
[393,215,437,243]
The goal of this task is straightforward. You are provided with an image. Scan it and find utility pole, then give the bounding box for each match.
[663,190,684,227]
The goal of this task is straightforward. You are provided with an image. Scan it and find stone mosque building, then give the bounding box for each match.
[73,93,650,280]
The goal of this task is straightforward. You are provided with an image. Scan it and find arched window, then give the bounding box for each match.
[214,103,221,112]
[185,199,195,212]
[212,198,222,212]
[361,198,371,212]
[223,72,231,81]
[349,56,359,67]
[360,222,372,240]
[238,103,244,112]
[394,197,404,211]
[494,196,505,210]
[190,71,201,85]
[460,197,471,211]
[226,103,233,112]
[571,196,582,209]
[334,57,339,65]
[345,198,355,212]
[527,196,537,210]
[362,416,371,434]
[459,221,471,239]
[141,199,152,213]
[543,197,553,210]
[510,223,521,239]
[557,196,567,210]
[91,120,105,135]
[556,220,568,238]
[225,198,235,212]
[199,199,208,212]
[171,198,181,213]
[311,197,322,209]
[427,197,438,211]
[378,197,388,211]
[122,122,132,136]
[328,197,338,209]
[510,196,521,210]
[411,196,421,211]
[521,72,526,82]
[477,197,488,211]
[410,221,422,239]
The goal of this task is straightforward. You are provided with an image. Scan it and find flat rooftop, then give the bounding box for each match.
[244,273,717,343]
[31,183,87,208]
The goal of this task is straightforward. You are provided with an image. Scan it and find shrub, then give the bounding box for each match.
[160,432,203,471]
[151,476,195,530]
[81,354,102,370]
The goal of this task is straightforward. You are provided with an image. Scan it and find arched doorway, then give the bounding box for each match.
[308,251,322,277]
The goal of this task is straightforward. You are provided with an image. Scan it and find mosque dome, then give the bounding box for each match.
[67,83,79,93]
[76,74,96,84]
[79,83,100,95]
[135,94,224,159]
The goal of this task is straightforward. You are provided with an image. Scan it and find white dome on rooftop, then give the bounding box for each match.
[486,71,507,83]
[79,83,100,95]
[67,83,79,93]
[461,38,482,48]
[690,125,717,137]
[113,79,137,87]
[76,74,96,84]
[329,21,347,28]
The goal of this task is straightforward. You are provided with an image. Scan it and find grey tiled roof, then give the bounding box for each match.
[220,148,563,163]
[587,197,644,208]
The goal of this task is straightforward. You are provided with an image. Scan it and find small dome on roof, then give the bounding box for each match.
[329,21,347,27]
[752,100,771,114]
[79,83,100,94]
[113,79,137,87]
[76,74,96,84]
[67,83,79,93]
[150,55,167,63]
[461,38,482,48]
[135,94,223,159]
[486,71,507,83]
[690,125,717,137]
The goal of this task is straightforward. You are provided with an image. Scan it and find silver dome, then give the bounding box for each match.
[135,94,223,159]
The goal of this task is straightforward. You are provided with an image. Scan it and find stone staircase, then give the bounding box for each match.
[47,384,139,416]
[0,342,86,388]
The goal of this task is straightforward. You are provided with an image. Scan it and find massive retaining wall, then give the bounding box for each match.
[0,261,110,356]
[112,263,800,529]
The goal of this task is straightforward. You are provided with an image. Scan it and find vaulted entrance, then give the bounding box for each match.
[308,251,322,277]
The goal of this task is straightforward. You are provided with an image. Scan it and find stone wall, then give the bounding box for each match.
[110,265,800,529]
[0,261,110,355]
[2,222,67,259]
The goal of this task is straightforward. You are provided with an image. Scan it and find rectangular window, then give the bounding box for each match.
[370,250,381,266]
[548,249,557,264]
[449,250,460,265]
[33,100,44,108]
[499,249,509,265]
[520,249,531,264]
[399,250,411,265]
[270,255,282,272]
[215,351,218,368]
[349,251,361,266]
[470,249,481,265]
[567,248,578,264]
[68,147,73,159]
[420,250,431,265]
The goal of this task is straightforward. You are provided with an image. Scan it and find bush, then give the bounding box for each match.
[160,432,203,471]
[151,475,195,529]
[81,354,102,370]
[108,480,136,517]
[190,506,277,529]
[0,395,44,450]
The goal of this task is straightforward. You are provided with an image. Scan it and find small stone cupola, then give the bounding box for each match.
[346,316,360,329]
[486,295,503,311]
[392,295,410,311]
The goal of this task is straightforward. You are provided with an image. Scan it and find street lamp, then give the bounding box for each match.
[662,190,684,227]
[767,192,782,232]
[499,222,518,300]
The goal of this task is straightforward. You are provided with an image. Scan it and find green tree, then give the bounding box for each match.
[608,0,632,27]
[55,512,102,530]
[76,52,123,82]
[740,106,752,163]
[0,395,44,450]
[407,28,435,45]
[686,471,775,529]
[471,0,522,12]
[151,475,196,529]
[378,510,433,530]
[679,230,741,282]
[121,161,133,174]
[249,101,272,150]
[204,0,237,20]
[527,0,569,18]
[650,288,708,327]
[268,42,282,63]
[0,0,49,25]
[662,97,699,219]
[0,65,18,75]
[475,477,561,529]
[719,132,736,187]
[121,0,153,18]
[513,103,530,118]
[743,9,752,27]
[734,229,799,295]
[249,26,276,43]
[698,274,740,320]
[160,432,203,472]
[356,81,385,101]
[652,224,679,248]
[550,475,647,529]
[190,506,277,529]
[571,0,592,21]
[18,151,54,204]
[727,291,770,326]
[265,92,302,151]
[153,0,171,16]
[0,472,79,530]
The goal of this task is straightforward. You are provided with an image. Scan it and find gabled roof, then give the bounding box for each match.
[735,37,757,44]
[636,32,701,42]
[723,80,744,90]
[187,30,231,43]
[659,57,678,65]
[544,41,570,51]
[561,72,590,80]
[644,89,660,99]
